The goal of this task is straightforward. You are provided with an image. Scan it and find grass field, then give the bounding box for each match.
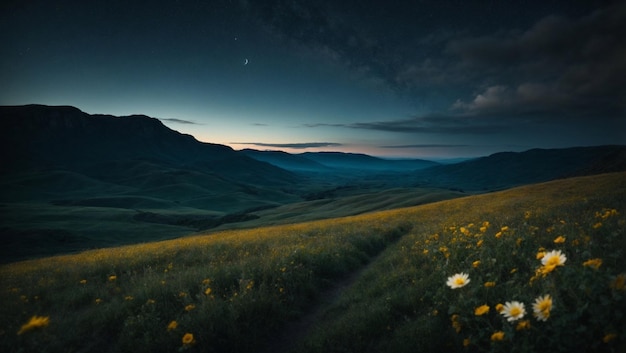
[1,172,625,352]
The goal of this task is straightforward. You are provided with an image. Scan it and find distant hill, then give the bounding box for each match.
[241,149,332,172]
[414,145,626,191]
[242,150,439,172]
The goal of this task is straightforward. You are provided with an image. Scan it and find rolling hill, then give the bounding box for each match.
[412,145,626,191]
[1,172,624,353]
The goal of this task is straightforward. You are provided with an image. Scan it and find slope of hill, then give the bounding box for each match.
[1,172,624,353]
[413,145,626,191]
[0,105,306,260]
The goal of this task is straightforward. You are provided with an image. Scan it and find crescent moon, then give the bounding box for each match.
[244,58,249,65]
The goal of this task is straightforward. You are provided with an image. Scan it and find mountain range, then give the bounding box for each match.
[1,104,625,262]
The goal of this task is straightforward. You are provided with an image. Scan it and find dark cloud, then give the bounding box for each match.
[380,144,471,149]
[232,142,342,149]
[160,118,200,125]
[443,2,626,118]
[248,1,625,126]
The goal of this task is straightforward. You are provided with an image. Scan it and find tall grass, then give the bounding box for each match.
[0,212,410,352]
[296,172,626,352]
[1,172,625,352]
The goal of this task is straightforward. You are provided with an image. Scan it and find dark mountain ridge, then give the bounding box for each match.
[0,105,297,186]
[414,145,626,191]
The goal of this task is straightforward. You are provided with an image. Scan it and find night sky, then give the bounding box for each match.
[2,0,625,158]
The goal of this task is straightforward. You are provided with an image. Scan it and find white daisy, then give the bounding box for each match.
[446,272,470,289]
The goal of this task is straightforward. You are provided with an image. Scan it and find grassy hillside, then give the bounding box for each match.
[1,172,624,353]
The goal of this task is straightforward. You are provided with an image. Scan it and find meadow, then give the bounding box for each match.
[1,172,625,352]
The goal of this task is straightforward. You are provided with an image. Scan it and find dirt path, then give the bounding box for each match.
[261,256,377,353]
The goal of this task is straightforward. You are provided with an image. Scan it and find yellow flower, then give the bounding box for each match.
[202,278,211,285]
[474,304,490,316]
[146,299,156,304]
[450,314,462,333]
[463,338,471,347]
[495,232,502,239]
[501,226,509,232]
[17,316,50,335]
[532,294,553,321]
[446,273,470,289]
[495,303,504,312]
[516,320,531,331]
[182,333,195,345]
[184,304,195,312]
[204,287,212,295]
[108,275,117,281]
[536,251,545,259]
[95,298,102,304]
[490,331,505,342]
[472,260,481,268]
[583,258,602,270]
[593,222,602,229]
[501,301,526,322]
[167,320,178,331]
[178,291,187,297]
[124,296,134,301]
[476,239,484,247]
[423,249,429,255]
[553,236,566,244]
[79,279,87,284]
[603,333,617,343]
[610,274,625,290]
[484,281,496,287]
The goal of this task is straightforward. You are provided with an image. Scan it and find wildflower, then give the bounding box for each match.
[182,333,195,345]
[474,304,490,316]
[167,320,178,331]
[491,331,505,341]
[178,292,187,298]
[553,236,566,244]
[610,274,625,290]
[79,279,87,284]
[446,273,470,289]
[423,249,429,255]
[541,250,567,267]
[484,281,496,287]
[510,268,517,274]
[495,232,502,239]
[476,239,484,247]
[108,275,117,281]
[516,320,531,331]
[583,258,602,270]
[472,260,480,268]
[463,338,471,347]
[501,301,526,322]
[495,303,504,312]
[603,333,617,343]
[501,226,509,232]
[184,304,195,312]
[202,278,211,285]
[536,251,545,259]
[480,226,488,233]
[124,296,134,301]
[17,316,49,335]
[593,222,602,229]
[450,314,462,333]
[204,287,212,295]
[532,295,553,321]
[95,298,102,304]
